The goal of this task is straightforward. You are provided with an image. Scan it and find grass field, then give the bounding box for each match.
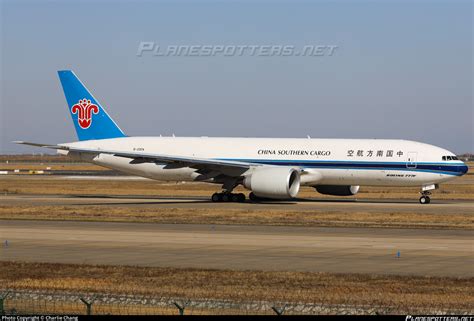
[0,202,472,229]
[1,261,472,312]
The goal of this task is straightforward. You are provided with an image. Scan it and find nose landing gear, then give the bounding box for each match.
[419,193,431,204]
[419,184,437,204]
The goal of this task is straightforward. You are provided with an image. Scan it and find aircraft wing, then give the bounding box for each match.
[13,141,259,177]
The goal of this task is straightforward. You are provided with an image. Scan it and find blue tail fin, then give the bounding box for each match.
[58,70,126,141]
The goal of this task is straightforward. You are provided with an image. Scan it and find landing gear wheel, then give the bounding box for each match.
[211,193,221,202]
[212,192,247,202]
[419,188,433,205]
[249,192,258,202]
[419,196,431,204]
[221,193,230,202]
[228,193,246,202]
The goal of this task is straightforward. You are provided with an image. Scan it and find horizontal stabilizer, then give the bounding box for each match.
[13,141,69,150]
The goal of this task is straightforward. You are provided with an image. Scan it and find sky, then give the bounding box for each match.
[0,0,472,154]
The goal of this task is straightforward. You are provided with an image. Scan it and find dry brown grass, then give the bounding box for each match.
[1,261,472,311]
[0,155,106,171]
[0,204,472,229]
[0,155,76,162]
[0,164,107,171]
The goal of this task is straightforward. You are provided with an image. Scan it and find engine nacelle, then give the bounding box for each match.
[243,167,300,199]
[314,185,359,196]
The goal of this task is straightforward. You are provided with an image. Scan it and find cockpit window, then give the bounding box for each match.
[443,156,459,161]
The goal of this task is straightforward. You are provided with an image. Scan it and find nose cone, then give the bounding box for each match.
[459,162,469,175]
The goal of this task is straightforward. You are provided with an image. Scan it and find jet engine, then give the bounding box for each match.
[243,167,300,199]
[314,185,359,196]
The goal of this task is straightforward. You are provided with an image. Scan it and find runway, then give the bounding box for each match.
[1,220,472,277]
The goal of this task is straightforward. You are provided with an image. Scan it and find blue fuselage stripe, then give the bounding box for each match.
[218,159,466,176]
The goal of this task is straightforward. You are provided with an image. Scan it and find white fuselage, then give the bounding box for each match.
[61,137,468,188]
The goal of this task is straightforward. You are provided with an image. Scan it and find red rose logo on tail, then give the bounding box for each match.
[71,98,99,129]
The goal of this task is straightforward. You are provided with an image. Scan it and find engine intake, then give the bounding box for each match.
[243,167,300,199]
[314,185,359,196]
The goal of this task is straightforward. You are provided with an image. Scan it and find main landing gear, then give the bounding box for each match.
[211,192,246,203]
[248,192,263,202]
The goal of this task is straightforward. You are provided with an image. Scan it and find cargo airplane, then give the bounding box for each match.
[15,70,468,204]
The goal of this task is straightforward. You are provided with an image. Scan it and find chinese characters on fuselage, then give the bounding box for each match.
[347,150,404,158]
